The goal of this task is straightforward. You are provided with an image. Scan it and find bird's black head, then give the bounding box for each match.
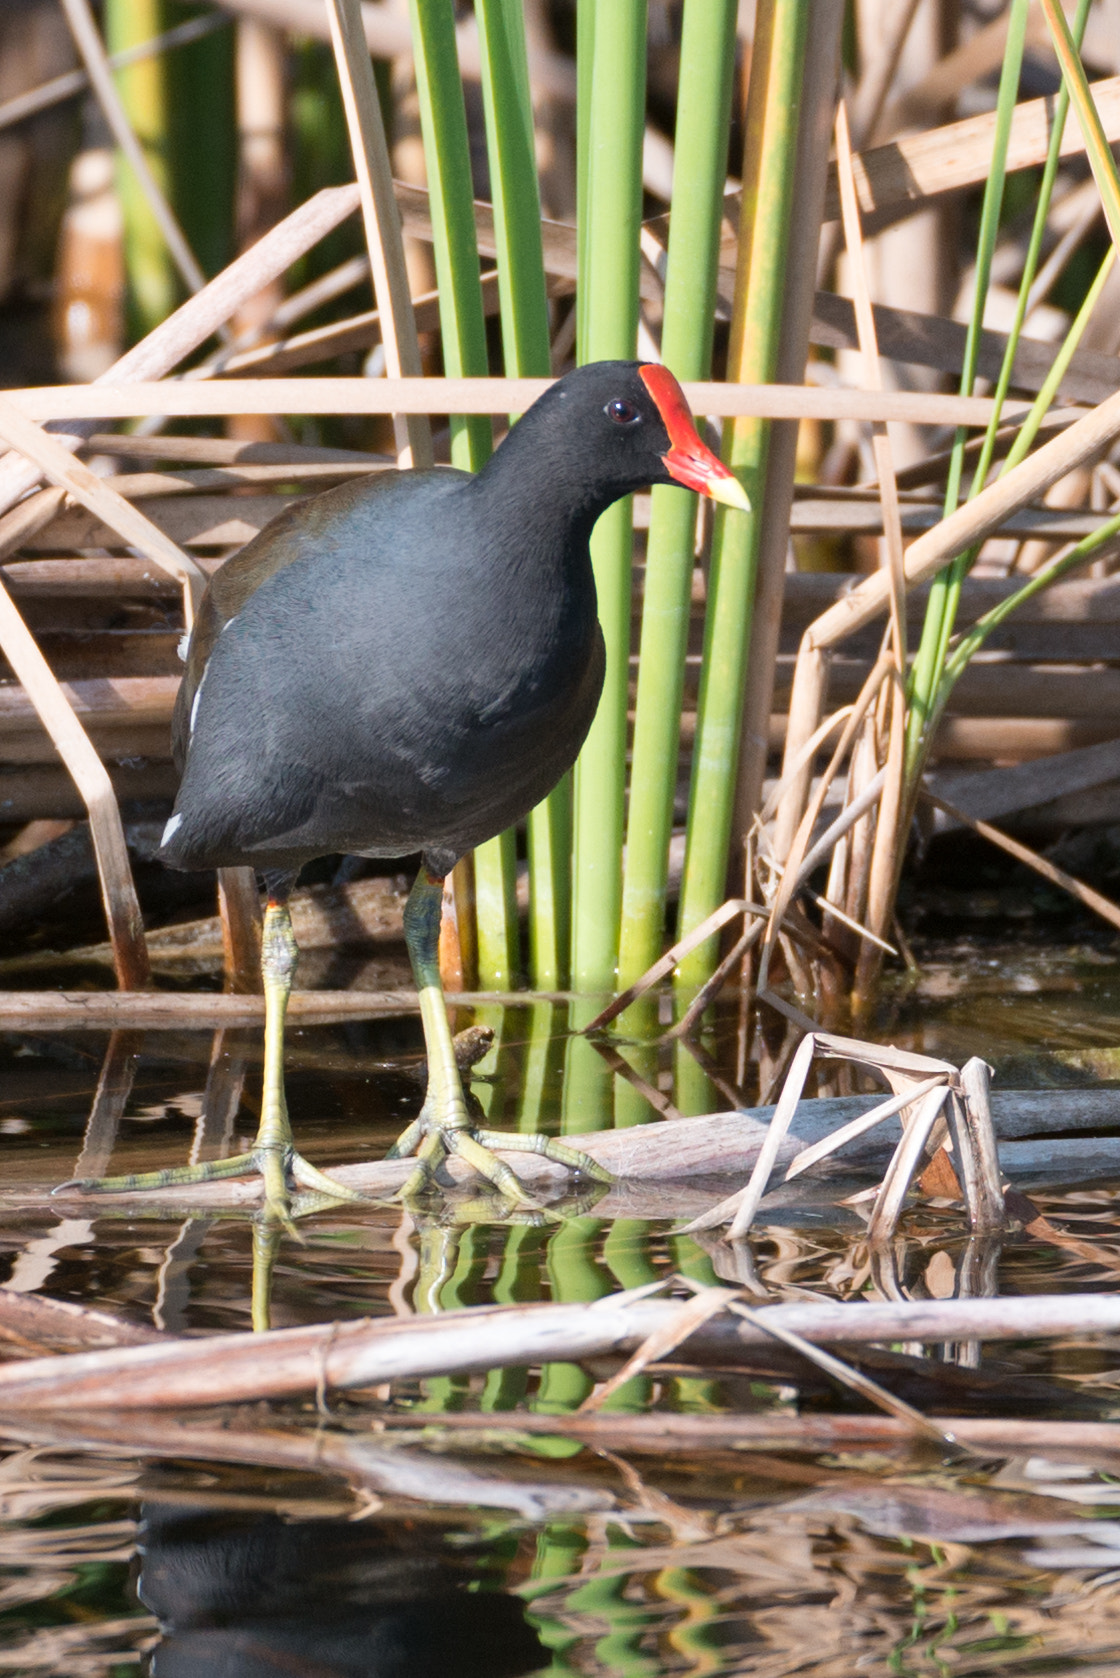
[485,360,749,524]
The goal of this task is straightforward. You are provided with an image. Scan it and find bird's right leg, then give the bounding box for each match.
[56,892,367,1224]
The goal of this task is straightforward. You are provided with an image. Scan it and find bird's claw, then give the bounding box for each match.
[387,1112,611,1209]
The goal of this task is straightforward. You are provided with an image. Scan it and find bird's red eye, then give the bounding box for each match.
[604,398,641,425]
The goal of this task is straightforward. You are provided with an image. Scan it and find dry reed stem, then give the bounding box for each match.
[4,378,1032,427]
[949,1057,1006,1235]
[582,896,768,1032]
[683,1032,817,1238]
[865,1083,951,1243]
[665,919,765,1041]
[0,394,204,623]
[0,487,66,562]
[0,583,149,989]
[820,71,1120,223]
[833,99,907,665]
[812,291,1120,407]
[856,674,908,997]
[784,1072,948,1180]
[326,0,432,468]
[759,653,892,979]
[578,1284,738,1412]
[216,867,263,993]
[806,386,1120,644]
[684,1030,977,1242]
[0,184,363,516]
[641,73,1120,280]
[777,379,1120,839]
[847,0,923,147]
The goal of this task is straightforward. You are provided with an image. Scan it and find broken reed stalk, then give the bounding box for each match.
[1,1289,1118,1411]
[827,97,912,995]
[683,1033,1005,1246]
[0,583,149,989]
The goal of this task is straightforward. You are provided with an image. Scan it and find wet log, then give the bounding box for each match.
[5,1082,1115,1212]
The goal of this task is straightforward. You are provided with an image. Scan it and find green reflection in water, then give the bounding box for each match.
[572,1534,662,1678]
[658,1567,726,1677]
[526,1522,588,1676]
[674,1032,717,1117]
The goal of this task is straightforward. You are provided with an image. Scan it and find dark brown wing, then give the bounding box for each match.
[172,471,407,767]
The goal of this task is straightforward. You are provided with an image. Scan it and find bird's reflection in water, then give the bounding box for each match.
[137,1504,545,1678]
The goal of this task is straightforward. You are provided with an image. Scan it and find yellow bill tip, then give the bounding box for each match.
[706,473,751,513]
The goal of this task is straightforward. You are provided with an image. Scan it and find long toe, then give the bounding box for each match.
[446,1130,541,1209]
[55,1150,367,1219]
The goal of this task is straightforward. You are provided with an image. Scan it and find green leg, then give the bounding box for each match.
[390,867,611,1204]
[57,899,368,1219]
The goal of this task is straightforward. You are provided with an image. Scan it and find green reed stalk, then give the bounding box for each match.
[105,0,178,338]
[476,0,572,988]
[675,0,808,985]
[616,0,740,991]
[408,0,491,473]
[569,0,648,991]
[409,0,517,984]
[166,8,234,284]
[905,0,1031,773]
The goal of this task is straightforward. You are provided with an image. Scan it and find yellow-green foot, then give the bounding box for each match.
[386,1115,612,1207]
[55,1146,368,1229]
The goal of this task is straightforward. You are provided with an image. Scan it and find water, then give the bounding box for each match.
[4,937,1120,1674]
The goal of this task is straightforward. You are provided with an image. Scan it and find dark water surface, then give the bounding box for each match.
[5,938,1120,1674]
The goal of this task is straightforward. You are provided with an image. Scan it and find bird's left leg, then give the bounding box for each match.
[389,866,611,1203]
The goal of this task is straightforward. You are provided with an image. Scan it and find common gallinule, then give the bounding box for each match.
[69,362,748,1219]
